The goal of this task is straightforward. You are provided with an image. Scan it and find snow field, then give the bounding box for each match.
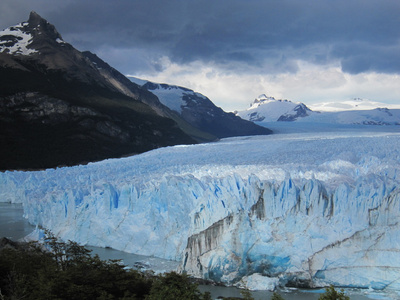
[0,23,38,55]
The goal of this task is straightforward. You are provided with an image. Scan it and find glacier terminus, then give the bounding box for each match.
[1,124,400,292]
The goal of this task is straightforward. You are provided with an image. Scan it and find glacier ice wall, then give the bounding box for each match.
[182,176,400,290]
[1,131,400,290]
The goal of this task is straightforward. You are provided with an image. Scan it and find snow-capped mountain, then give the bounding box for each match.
[236,94,314,122]
[2,127,400,292]
[298,107,400,125]
[237,95,400,126]
[130,79,272,139]
[309,98,400,112]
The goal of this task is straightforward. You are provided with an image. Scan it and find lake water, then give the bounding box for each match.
[0,202,394,299]
[0,202,36,239]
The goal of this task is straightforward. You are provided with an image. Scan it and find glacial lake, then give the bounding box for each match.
[0,202,394,300]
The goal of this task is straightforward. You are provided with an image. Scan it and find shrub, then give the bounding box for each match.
[319,285,350,300]
[146,272,202,300]
[240,289,255,300]
[0,233,152,299]
[271,291,285,300]
[0,232,218,300]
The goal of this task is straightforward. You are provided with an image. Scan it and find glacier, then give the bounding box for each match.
[1,125,400,291]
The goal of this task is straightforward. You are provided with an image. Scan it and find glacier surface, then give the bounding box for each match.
[1,125,400,291]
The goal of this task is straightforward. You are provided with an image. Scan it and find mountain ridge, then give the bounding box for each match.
[0,12,197,170]
[83,52,219,143]
[132,78,272,138]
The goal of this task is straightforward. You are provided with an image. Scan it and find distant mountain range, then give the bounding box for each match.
[0,12,270,170]
[309,98,400,112]
[236,94,400,125]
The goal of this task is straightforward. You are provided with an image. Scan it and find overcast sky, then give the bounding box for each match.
[1,0,399,111]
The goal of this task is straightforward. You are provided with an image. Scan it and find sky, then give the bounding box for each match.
[1,0,400,112]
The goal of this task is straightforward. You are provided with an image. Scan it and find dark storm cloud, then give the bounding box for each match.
[1,0,399,75]
[332,42,400,74]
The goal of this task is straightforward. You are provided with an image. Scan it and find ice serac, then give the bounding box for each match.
[1,131,400,291]
[182,177,400,290]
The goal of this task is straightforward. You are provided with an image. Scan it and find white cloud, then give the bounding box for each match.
[130,58,400,112]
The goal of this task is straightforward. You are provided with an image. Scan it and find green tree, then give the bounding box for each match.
[1,233,220,300]
[318,285,350,300]
[146,272,202,300]
[202,291,212,300]
[0,233,153,300]
[240,289,255,300]
[271,291,285,300]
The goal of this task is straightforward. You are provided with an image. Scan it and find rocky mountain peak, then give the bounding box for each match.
[251,94,279,107]
[27,11,64,43]
[0,11,65,56]
[256,94,274,100]
[27,11,45,27]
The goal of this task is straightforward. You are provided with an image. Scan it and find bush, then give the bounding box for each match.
[0,233,221,299]
[0,233,153,300]
[146,272,203,300]
[240,289,255,300]
[1,233,227,300]
[319,285,350,300]
[271,291,285,300]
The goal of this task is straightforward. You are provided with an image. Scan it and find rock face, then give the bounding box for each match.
[138,81,272,139]
[82,52,215,143]
[277,103,312,121]
[0,91,169,170]
[0,12,196,170]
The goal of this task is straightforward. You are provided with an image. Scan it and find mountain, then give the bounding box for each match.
[236,94,314,122]
[309,97,400,112]
[81,52,218,143]
[131,79,272,139]
[0,12,198,170]
[3,128,400,291]
[297,107,400,125]
[237,94,400,126]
